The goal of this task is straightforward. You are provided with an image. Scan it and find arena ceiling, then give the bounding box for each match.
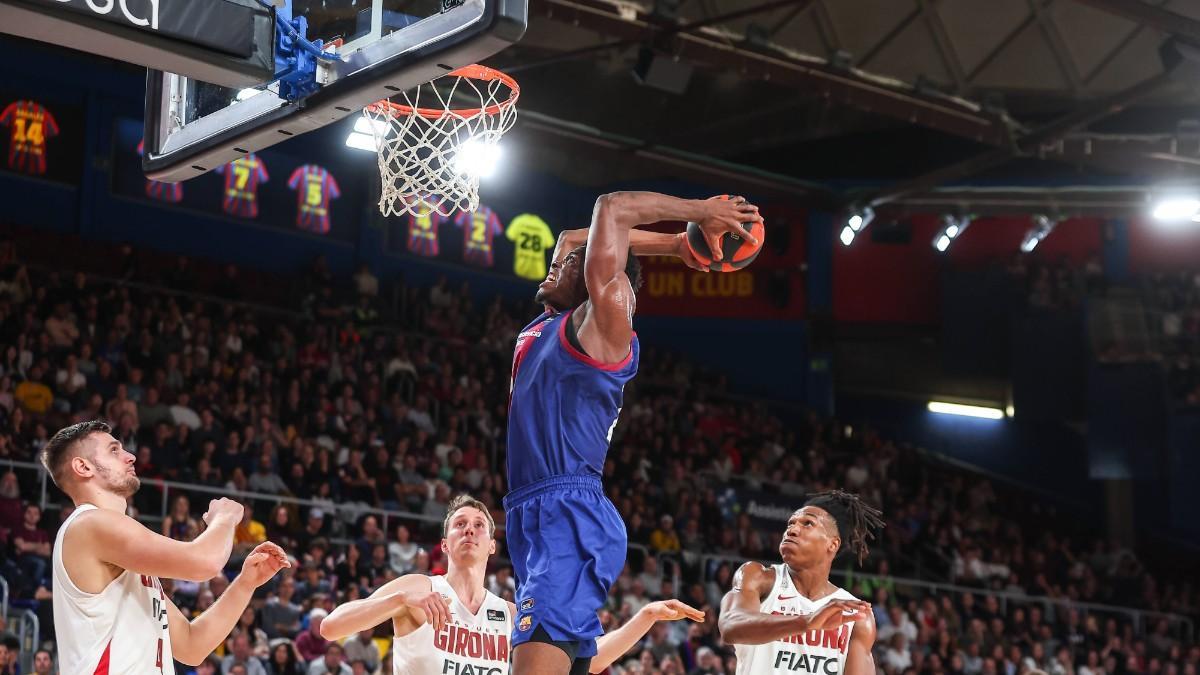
[494,0,1200,210]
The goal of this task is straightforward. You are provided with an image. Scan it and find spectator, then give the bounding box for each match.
[162,494,200,541]
[387,524,418,575]
[13,502,51,587]
[222,633,268,675]
[306,642,350,675]
[15,365,53,414]
[352,264,378,300]
[341,630,379,673]
[32,649,53,675]
[266,642,304,675]
[295,609,331,661]
[262,575,303,639]
[235,502,268,555]
[249,456,289,495]
[650,515,681,554]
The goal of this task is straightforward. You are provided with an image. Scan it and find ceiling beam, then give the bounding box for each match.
[504,0,811,74]
[1069,0,1200,43]
[520,0,1014,146]
[864,70,1173,207]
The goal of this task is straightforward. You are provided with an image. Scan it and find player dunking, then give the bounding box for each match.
[41,421,290,673]
[718,490,885,675]
[320,494,704,675]
[505,192,762,675]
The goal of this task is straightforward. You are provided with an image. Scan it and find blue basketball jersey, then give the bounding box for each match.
[507,308,639,491]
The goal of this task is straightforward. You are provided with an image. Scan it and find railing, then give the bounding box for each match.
[698,552,1195,643]
[8,458,1192,643]
[13,609,38,674]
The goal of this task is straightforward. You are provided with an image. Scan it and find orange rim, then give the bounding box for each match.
[366,65,520,120]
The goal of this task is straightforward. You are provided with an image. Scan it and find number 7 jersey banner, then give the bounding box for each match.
[215,154,269,218]
[0,100,60,175]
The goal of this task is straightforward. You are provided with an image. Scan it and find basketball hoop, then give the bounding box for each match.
[363,64,519,218]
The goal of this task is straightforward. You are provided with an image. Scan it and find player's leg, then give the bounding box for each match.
[511,636,575,675]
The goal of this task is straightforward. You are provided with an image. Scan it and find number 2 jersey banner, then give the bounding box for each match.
[0,92,84,184]
[110,118,365,242]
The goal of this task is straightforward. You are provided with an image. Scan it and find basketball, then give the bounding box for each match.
[684,196,766,272]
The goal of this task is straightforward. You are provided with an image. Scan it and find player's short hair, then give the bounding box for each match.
[443,494,495,538]
[41,420,111,488]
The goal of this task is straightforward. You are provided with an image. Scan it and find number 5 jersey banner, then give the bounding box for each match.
[0,99,59,175]
[287,164,341,234]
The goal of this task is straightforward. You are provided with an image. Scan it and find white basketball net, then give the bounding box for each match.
[364,65,519,219]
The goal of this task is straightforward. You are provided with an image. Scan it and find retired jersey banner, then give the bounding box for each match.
[0,92,82,184]
[110,117,365,241]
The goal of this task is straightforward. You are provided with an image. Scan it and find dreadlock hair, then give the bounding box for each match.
[803,489,885,566]
[575,246,644,293]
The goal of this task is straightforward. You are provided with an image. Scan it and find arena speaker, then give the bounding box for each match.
[632,46,693,95]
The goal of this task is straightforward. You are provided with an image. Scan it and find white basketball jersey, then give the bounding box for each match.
[52,504,175,674]
[392,575,513,675]
[734,564,857,675]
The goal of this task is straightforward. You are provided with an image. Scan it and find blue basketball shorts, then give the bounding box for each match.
[503,474,627,659]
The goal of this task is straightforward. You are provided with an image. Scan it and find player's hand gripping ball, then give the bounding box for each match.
[684,195,766,272]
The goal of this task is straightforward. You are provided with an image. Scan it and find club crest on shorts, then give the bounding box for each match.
[519,615,532,632]
[520,598,534,611]
[487,609,505,622]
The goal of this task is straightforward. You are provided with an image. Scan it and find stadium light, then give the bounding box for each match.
[346,117,387,152]
[927,401,1005,420]
[454,138,502,178]
[1152,198,1200,222]
[236,88,264,101]
[931,215,971,253]
[839,226,856,246]
[840,207,874,247]
[345,132,378,152]
[1021,214,1059,253]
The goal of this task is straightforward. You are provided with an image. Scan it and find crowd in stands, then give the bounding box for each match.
[0,238,1196,675]
[1140,271,1200,406]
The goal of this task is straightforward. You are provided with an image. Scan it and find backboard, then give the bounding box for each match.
[143,0,526,182]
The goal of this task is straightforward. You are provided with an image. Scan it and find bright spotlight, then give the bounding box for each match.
[1021,214,1059,253]
[839,225,856,247]
[345,132,378,152]
[236,88,263,101]
[1152,198,1200,222]
[353,117,388,136]
[454,138,502,178]
[932,215,971,253]
[847,207,875,233]
[927,401,1005,420]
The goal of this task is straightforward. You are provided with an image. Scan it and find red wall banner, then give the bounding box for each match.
[635,204,807,319]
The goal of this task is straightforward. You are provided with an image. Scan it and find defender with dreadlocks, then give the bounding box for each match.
[718,490,885,675]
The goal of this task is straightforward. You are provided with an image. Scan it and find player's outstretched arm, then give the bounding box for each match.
[591,600,705,673]
[166,542,291,665]
[71,497,244,582]
[321,574,451,641]
[553,228,708,272]
[718,563,871,645]
[844,607,877,675]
